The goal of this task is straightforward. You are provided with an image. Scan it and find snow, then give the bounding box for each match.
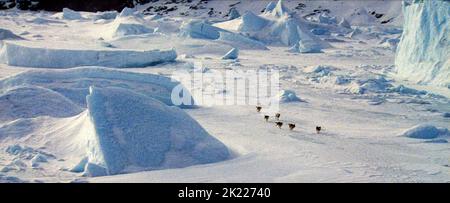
[0,0,448,183]
[401,124,449,139]
[0,41,177,68]
[0,85,83,122]
[83,86,230,176]
[273,89,303,103]
[395,0,450,87]
[222,48,239,60]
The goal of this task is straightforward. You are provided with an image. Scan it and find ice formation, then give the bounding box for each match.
[0,28,23,40]
[0,42,177,68]
[222,48,239,60]
[81,86,230,176]
[395,0,449,87]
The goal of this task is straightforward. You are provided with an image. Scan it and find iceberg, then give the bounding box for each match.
[82,86,230,176]
[395,0,450,87]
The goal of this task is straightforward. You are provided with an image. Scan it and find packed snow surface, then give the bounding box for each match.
[401,124,449,139]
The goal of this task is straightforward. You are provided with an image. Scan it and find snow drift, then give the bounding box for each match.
[401,124,449,139]
[395,0,450,87]
[80,86,230,176]
[0,67,193,108]
[0,42,176,68]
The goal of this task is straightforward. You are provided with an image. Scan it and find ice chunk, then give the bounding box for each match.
[228,7,241,20]
[0,42,177,68]
[401,124,449,139]
[0,28,23,40]
[299,40,324,53]
[58,8,83,20]
[83,86,229,176]
[217,31,268,50]
[269,0,290,17]
[222,48,239,60]
[395,0,450,87]
[338,18,352,29]
[180,20,227,40]
[272,90,303,103]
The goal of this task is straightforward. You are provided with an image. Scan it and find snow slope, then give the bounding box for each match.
[395,0,450,87]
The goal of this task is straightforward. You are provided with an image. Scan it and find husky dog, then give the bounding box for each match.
[275,122,283,128]
[256,106,262,112]
[316,126,322,134]
[288,123,296,130]
[275,113,281,120]
[264,115,270,122]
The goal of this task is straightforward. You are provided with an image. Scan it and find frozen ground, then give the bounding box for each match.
[0,0,449,183]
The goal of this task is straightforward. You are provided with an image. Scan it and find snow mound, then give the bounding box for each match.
[401,124,449,139]
[0,42,176,68]
[0,67,192,108]
[222,48,239,60]
[272,90,303,103]
[0,28,23,40]
[0,86,83,122]
[81,86,229,176]
[395,0,450,87]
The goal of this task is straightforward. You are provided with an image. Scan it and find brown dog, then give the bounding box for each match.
[275,113,281,120]
[264,115,269,122]
[275,122,283,129]
[316,126,322,134]
[288,123,296,130]
[256,106,262,112]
